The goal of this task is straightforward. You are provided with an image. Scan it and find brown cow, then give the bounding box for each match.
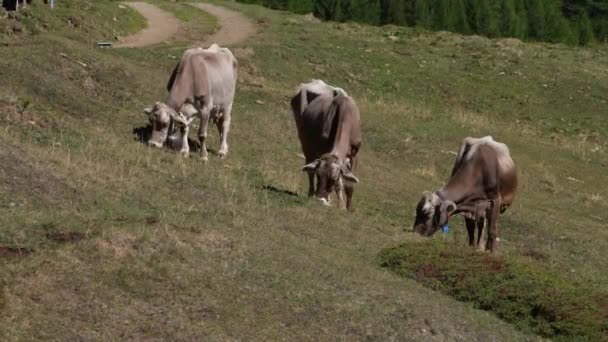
[294,91,362,211]
[413,136,518,252]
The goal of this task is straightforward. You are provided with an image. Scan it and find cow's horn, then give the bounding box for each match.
[302,160,319,172]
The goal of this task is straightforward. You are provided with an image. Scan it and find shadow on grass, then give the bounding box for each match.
[132,124,202,152]
[378,240,608,341]
[132,125,152,144]
[262,185,299,197]
[260,185,306,207]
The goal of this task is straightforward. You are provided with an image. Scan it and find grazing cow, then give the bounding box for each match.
[293,89,362,211]
[413,136,518,252]
[144,44,237,160]
[290,80,348,198]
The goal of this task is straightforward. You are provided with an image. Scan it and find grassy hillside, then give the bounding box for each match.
[1,0,607,340]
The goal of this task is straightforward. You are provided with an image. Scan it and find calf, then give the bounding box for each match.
[413,136,518,252]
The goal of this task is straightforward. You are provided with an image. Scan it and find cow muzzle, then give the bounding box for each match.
[413,224,429,235]
[148,140,163,148]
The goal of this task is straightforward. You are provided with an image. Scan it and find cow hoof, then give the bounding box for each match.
[218,152,227,159]
[180,151,190,158]
[200,156,209,162]
[148,141,163,148]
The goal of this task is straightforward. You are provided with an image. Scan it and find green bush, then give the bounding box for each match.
[378,241,608,341]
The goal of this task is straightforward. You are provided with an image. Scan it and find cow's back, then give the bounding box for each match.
[196,49,237,108]
[165,47,237,110]
[297,94,335,161]
[450,138,518,210]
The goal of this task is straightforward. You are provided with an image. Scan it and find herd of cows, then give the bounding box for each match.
[142,44,518,253]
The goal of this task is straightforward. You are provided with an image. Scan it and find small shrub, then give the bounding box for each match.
[378,241,608,341]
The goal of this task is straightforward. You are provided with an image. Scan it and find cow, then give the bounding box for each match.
[143,44,237,161]
[292,87,362,211]
[413,136,518,253]
[291,80,349,199]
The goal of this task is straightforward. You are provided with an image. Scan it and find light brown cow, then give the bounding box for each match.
[293,90,362,211]
[413,136,518,252]
[144,44,237,160]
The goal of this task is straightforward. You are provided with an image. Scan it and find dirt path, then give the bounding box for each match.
[190,3,257,46]
[115,2,180,48]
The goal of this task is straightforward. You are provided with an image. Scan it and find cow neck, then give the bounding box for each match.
[437,180,483,211]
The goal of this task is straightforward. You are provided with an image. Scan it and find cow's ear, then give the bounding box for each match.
[342,171,359,183]
[422,191,433,202]
[302,160,319,172]
[144,107,153,115]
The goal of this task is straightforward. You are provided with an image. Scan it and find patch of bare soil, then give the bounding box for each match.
[115,2,180,48]
[0,99,48,128]
[190,3,256,46]
[0,246,33,258]
[46,231,86,243]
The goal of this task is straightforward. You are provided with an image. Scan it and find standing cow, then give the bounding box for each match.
[291,82,362,211]
[413,136,518,252]
[144,44,237,160]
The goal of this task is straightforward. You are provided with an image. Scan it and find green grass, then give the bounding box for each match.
[0,0,607,340]
[0,0,146,43]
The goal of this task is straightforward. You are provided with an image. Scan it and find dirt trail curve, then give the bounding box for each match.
[190,3,257,46]
[116,2,256,48]
[115,2,180,48]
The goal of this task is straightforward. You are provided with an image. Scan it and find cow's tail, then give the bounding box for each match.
[322,98,341,140]
[451,139,472,177]
[166,63,180,92]
[299,88,308,117]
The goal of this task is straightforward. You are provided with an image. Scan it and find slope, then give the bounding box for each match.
[0,1,607,341]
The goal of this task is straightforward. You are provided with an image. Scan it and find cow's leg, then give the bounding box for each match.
[180,125,190,157]
[198,108,211,161]
[217,103,232,158]
[465,218,476,246]
[476,217,487,252]
[335,178,345,210]
[307,171,315,197]
[344,182,354,212]
[487,199,502,253]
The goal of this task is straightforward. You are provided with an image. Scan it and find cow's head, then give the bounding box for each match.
[143,102,173,148]
[302,154,359,205]
[143,102,194,148]
[413,191,456,236]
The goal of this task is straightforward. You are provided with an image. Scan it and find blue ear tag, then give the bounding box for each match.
[441,224,449,234]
